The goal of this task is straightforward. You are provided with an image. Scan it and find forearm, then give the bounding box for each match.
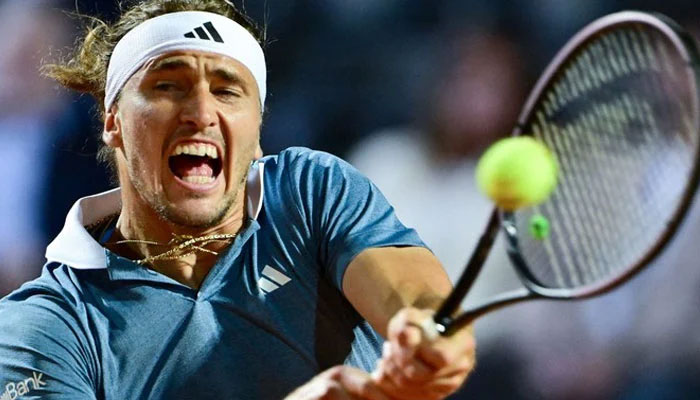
[343,246,452,337]
[344,246,476,400]
[381,279,448,316]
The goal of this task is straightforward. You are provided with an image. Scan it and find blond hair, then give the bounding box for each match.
[43,0,265,177]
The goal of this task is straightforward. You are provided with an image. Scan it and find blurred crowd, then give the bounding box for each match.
[2,0,700,398]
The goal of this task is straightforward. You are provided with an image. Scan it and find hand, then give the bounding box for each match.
[372,307,476,400]
[285,365,396,400]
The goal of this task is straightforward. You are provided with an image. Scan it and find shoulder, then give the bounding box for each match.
[0,263,87,337]
[0,264,99,396]
[263,147,352,174]
[261,147,363,198]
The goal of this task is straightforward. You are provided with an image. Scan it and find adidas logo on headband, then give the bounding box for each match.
[106,11,267,111]
[184,21,224,43]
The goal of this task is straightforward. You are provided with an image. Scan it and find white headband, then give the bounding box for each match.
[105,11,266,111]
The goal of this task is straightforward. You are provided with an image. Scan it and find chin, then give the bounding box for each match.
[161,198,233,229]
[165,209,222,228]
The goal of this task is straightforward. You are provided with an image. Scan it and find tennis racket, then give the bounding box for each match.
[429,10,700,337]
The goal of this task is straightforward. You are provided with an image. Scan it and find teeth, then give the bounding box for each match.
[182,175,215,184]
[172,143,219,159]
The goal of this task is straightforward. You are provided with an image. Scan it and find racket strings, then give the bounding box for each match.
[515,25,699,289]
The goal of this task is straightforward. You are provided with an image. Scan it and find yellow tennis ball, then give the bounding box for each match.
[476,136,558,211]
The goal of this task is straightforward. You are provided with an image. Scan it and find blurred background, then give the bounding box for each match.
[2,0,700,398]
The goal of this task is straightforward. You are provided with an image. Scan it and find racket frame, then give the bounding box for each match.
[433,10,700,336]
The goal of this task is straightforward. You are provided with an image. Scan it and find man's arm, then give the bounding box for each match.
[343,247,450,337]
[343,246,476,400]
[0,295,97,399]
[279,150,474,399]
[284,366,393,400]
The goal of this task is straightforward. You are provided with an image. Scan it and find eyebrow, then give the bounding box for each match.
[147,57,194,73]
[211,68,248,91]
[145,58,249,93]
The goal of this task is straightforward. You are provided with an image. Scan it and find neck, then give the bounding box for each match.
[106,184,247,289]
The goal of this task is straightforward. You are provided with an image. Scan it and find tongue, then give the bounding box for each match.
[170,155,214,178]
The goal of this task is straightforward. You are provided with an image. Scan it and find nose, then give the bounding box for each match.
[179,85,217,130]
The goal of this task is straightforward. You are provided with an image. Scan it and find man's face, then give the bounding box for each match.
[105,51,262,228]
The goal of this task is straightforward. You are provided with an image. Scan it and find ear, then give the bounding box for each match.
[102,106,123,148]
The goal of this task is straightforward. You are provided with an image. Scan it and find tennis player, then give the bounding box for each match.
[0,1,474,399]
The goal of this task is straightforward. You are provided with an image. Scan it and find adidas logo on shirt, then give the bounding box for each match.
[184,21,224,43]
[258,265,291,294]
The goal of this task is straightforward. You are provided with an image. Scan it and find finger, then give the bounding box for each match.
[285,376,352,400]
[382,340,475,386]
[373,373,444,400]
[384,339,412,367]
[387,309,454,368]
[333,366,394,400]
[389,325,433,368]
[416,328,476,370]
[319,381,354,400]
[397,323,422,348]
[387,308,432,345]
[383,354,419,387]
[371,357,385,382]
[437,352,476,379]
[381,343,435,383]
[389,325,422,365]
[371,358,391,386]
[374,367,467,400]
[419,317,440,341]
[416,372,471,397]
[373,358,446,400]
[400,356,434,382]
[373,364,420,400]
[372,360,415,400]
[386,311,475,376]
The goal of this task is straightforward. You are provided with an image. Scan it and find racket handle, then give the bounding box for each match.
[432,209,501,331]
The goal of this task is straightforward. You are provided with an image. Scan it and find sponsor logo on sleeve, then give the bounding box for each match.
[1,372,46,399]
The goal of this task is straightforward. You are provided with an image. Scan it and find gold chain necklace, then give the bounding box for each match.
[88,213,238,266]
[116,233,237,265]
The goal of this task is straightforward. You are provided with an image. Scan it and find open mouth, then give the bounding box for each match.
[168,143,223,185]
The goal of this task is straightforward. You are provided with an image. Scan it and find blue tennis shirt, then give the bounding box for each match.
[0,148,425,399]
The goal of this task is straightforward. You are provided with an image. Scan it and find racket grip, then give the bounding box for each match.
[432,209,502,333]
[433,314,473,337]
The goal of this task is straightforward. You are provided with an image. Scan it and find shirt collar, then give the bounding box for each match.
[45,161,265,270]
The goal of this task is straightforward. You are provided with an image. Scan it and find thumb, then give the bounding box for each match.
[387,308,435,359]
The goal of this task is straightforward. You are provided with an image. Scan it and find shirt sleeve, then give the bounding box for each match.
[281,148,428,289]
[0,289,97,399]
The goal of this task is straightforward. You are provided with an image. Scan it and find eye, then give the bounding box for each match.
[213,87,241,98]
[154,81,180,91]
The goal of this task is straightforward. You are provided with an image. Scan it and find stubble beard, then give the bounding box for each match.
[130,152,254,230]
[155,187,239,228]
